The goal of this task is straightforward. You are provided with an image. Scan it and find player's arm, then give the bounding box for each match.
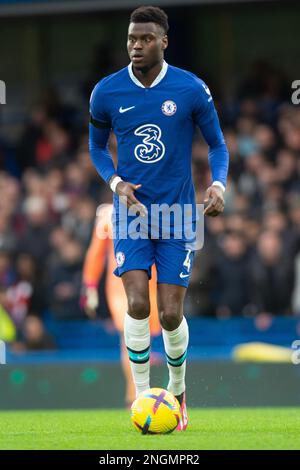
[200,116,228,217]
[89,82,116,184]
[89,82,146,216]
[193,81,229,217]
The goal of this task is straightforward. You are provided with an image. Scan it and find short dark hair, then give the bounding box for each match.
[130,5,169,34]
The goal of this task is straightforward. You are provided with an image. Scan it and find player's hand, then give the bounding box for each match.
[115,181,147,217]
[80,284,99,319]
[203,185,225,217]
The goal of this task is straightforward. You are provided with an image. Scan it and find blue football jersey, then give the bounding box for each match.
[90,61,228,227]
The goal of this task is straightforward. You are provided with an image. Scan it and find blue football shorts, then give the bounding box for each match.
[113,236,195,288]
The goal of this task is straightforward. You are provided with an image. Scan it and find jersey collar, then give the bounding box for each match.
[128,60,168,88]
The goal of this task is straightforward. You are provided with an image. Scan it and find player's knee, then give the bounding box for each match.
[127,295,150,319]
[159,308,182,331]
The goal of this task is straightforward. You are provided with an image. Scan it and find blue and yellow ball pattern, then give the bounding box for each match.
[131,388,181,434]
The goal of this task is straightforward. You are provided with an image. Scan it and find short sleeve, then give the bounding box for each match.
[192,78,216,127]
[89,81,111,129]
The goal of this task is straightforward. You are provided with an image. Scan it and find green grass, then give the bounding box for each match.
[0,408,299,450]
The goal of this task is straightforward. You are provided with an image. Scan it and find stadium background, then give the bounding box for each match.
[1,0,300,413]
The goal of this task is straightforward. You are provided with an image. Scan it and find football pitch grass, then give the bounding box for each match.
[0,408,300,450]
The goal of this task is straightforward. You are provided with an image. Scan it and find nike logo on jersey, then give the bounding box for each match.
[119,106,135,113]
[179,272,190,279]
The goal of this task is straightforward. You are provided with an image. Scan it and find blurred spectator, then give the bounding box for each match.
[243,217,261,249]
[35,120,71,169]
[0,251,16,287]
[6,278,33,330]
[21,315,56,351]
[75,143,105,201]
[288,195,300,254]
[16,86,81,173]
[16,105,48,172]
[47,226,73,273]
[44,167,70,219]
[248,230,294,315]
[11,315,56,352]
[47,238,84,320]
[185,240,216,317]
[0,253,45,341]
[14,253,46,316]
[17,195,53,263]
[262,209,295,258]
[0,214,17,253]
[213,231,249,317]
[275,149,298,191]
[61,196,96,247]
[236,116,259,158]
[37,86,81,133]
[64,162,90,197]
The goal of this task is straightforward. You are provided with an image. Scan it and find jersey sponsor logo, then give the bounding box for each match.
[119,105,135,113]
[134,124,165,164]
[161,100,177,116]
[116,251,125,267]
[202,84,212,102]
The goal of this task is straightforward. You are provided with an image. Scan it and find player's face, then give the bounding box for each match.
[127,22,168,70]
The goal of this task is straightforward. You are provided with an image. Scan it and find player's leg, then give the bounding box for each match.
[108,271,150,405]
[155,240,193,430]
[122,269,151,398]
[106,265,143,407]
[113,234,155,399]
[157,283,189,404]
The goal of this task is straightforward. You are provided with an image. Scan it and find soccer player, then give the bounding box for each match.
[89,5,229,430]
[81,203,161,407]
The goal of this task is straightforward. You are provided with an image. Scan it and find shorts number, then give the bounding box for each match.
[183,249,192,273]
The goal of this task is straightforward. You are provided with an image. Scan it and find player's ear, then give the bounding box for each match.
[162,35,168,50]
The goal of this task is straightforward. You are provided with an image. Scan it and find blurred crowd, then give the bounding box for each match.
[0,59,299,351]
[188,62,300,318]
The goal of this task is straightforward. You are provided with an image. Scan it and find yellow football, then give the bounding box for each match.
[131,387,181,434]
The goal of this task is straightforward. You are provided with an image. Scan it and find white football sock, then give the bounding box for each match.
[124,313,151,398]
[162,316,189,397]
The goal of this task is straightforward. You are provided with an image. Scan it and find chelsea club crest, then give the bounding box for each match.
[161,100,177,116]
[116,251,125,267]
